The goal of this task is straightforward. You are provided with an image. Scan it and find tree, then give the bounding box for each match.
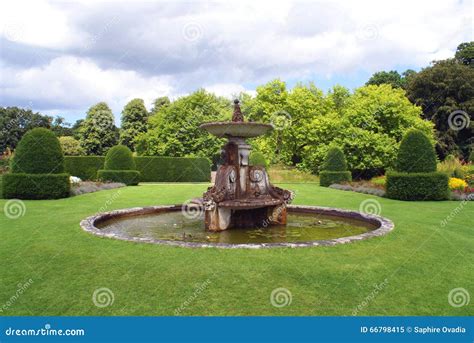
[406,59,474,159]
[366,70,417,89]
[135,90,229,161]
[51,116,73,137]
[59,136,85,156]
[0,107,51,152]
[119,98,148,151]
[150,96,171,114]
[78,102,118,155]
[455,41,474,67]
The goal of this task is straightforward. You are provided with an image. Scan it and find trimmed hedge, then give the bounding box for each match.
[320,171,352,187]
[104,145,136,170]
[64,156,105,180]
[386,172,449,201]
[97,170,140,186]
[135,157,210,182]
[322,147,348,171]
[3,173,70,200]
[64,156,211,182]
[11,128,65,174]
[396,129,437,173]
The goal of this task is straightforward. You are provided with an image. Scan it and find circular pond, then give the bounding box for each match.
[80,205,394,248]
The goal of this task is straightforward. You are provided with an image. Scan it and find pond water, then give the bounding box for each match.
[96,211,377,244]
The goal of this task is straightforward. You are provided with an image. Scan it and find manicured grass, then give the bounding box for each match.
[0,183,472,316]
[268,165,319,183]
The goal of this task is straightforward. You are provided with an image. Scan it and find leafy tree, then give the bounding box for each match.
[71,119,84,140]
[406,59,474,159]
[366,70,417,89]
[119,98,148,151]
[0,107,51,152]
[135,90,229,160]
[78,102,118,155]
[150,96,171,114]
[51,116,73,137]
[455,41,474,66]
[59,136,85,156]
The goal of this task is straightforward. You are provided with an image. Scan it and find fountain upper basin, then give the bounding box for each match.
[199,122,273,138]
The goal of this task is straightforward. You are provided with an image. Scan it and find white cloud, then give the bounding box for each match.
[0,0,472,122]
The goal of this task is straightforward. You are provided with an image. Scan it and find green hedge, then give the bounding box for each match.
[104,145,136,170]
[64,156,105,180]
[3,173,70,200]
[134,157,210,182]
[319,171,352,187]
[386,172,449,201]
[97,170,140,185]
[64,156,210,182]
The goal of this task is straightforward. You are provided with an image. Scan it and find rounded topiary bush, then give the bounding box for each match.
[11,128,65,174]
[104,145,136,170]
[249,151,268,168]
[98,145,140,185]
[387,129,448,200]
[319,147,352,187]
[396,129,437,173]
[4,128,70,199]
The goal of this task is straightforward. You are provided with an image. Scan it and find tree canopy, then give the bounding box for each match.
[119,98,148,151]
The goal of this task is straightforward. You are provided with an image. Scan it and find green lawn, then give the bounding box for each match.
[0,183,472,316]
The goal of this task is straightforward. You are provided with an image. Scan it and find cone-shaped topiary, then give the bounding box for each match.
[4,128,70,199]
[104,145,136,170]
[395,129,437,173]
[98,145,140,185]
[11,128,65,174]
[387,129,448,200]
[319,147,351,187]
[322,147,348,171]
[249,151,268,168]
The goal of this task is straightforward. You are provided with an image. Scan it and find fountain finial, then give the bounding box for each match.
[232,99,244,122]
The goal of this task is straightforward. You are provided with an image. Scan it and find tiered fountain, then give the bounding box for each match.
[200,100,294,231]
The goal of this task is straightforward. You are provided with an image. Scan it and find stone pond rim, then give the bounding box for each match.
[79,204,395,249]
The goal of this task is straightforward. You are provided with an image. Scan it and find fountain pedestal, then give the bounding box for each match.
[200,100,294,231]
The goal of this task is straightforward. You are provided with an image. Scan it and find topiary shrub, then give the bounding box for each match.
[319,147,351,187]
[249,151,268,168]
[386,172,449,201]
[387,129,448,200]
[396,129,437,173]
[4,128,70,199]
[11,128,65,174]
[98,145,140,185]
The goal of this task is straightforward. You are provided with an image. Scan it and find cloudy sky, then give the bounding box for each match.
[0,0,472,125]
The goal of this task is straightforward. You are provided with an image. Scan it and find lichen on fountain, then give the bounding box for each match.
[200,100,295,231]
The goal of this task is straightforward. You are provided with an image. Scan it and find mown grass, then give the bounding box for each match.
[0,183,472,316]
[268,165,319,183]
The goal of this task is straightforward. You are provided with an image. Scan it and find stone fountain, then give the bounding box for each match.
[200,100,294,231]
